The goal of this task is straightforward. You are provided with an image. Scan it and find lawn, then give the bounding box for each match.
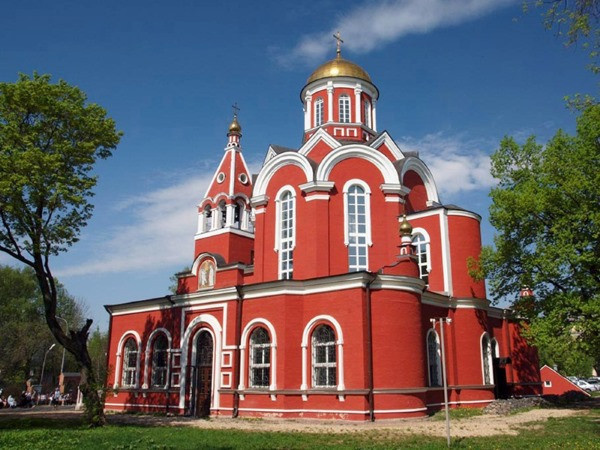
[0,410,598,449]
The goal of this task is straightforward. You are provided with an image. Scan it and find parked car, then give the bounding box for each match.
[576,379,599,392]
[586,379,600,390]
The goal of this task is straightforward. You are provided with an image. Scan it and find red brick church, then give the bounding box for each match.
[105,42,541,419]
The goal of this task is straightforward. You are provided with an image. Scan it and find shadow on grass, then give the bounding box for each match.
[0,417,84,431]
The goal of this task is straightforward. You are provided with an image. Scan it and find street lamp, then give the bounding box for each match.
[39,343,56,401]
[431,317,452,448]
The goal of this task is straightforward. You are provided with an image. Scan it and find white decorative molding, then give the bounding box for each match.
[239,318,278,392]
[400,157,440,205]
[299,180,335,193]
[369,131,404,161]
[298,127,341,157]
[342,178,373,248]
[253,153,313,197]
[142,328,172,389]
[113,330,142,389]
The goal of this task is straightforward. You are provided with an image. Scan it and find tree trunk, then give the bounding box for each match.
[34,259,106,426]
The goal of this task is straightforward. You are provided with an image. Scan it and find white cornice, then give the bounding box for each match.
[299,180,335,193]
[194,227,254,240]
[298,128,341,156]
[250,194,269,207]
[369,132,404,161]
[447,209,482,222]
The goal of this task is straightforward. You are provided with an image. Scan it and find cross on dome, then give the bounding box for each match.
[333,31,344,58]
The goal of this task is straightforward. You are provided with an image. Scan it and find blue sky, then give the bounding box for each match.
[1,0,597,331]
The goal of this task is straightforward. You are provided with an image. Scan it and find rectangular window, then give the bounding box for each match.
[339,96,350,123]
[279,191,295,279]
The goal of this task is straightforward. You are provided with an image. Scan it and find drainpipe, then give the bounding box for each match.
[365,272,377,422]
[232,285,244,418]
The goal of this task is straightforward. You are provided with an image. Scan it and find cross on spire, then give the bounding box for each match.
[232,102,240,117]
[333,31,344,57]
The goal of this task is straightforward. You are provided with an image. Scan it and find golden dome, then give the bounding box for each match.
[228,115,242,134]
[399,215,413,236]
[306,55,372,84]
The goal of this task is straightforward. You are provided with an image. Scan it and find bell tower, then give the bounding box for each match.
[194,109,254,265]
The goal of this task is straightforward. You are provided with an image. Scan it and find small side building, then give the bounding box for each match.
[540,365,590,397]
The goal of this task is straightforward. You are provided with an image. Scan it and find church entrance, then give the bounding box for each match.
[190,330,213,417]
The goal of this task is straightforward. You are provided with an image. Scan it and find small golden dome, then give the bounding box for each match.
[306,56,372,84]
[399,215,413,236]
[228,115,242,134]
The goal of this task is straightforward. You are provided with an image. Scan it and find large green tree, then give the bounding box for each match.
[476,104,600,373]
[0,73,121,425]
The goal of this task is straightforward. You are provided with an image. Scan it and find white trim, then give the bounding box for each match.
[253,153,313,198]
[114,330,142,389]
[305,194,330,202]
[273,185,296,252]
[447,209,481,221]
[239,318,278,391]
[105,402,181,409]
[343,179,372,247]
[195,226,255,240]
[369,132,404,161]
[316,145,400,185]
[228,407,426,414]
[480,332,494,386]
[299,180,335,193]
[439,210,453,295]
[400,157,440,205]
[427,399,493,407]
[142,328,172,389]
[426,329,442,388]
[228,149,236,195]
[412,227,432,278]
[298,127,342,157]
[191,253,217,278]
[301,315,345,392]
[179,314,223,410]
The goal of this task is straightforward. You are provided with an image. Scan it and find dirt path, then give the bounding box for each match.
[1,404,593,438]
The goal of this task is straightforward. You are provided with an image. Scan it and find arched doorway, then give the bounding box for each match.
[190,330,213,417]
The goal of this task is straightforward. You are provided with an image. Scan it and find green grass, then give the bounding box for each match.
[431,407,484,421]
[0,410,598,449]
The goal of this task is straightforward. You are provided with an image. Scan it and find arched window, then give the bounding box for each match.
[339,95,350,123]
[427,330,442,387]
[412,232,430,285]
[277,190,295,280]
[314,98,324,127]
[345,183,370,272]
[151,334,169,388]
[481,333,494,385]
[218,200,227,228]
[233,202,243,229]
[312,324,336,387]
[364,100,371,128]
[249,327,271,388]
[203,205,212,232]
[122,338,138,388]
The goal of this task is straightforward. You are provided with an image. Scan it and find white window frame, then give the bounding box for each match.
[314,98,324,127]
[142,328,172,389]
[480,332,494,385]
[339,95,350,123]
[238,318,278,392]
[248,327,271,388]
[311,324,337,388]
[426,329,442,387]
[412,227,431,285]
[343,179,372,272]
[274,185,296,280]
[121,337,139,389]
[364,100,371,128]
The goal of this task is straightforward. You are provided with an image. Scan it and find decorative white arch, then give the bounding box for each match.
[480,332,494,386]
[238,318,278,391]
[425,328,442,387]
[400,157,440,205]
[113,330,142,389]
[316,145,399,185]
[253,152,314,197]
[191,253,217,277]
[178,314,223,410]
[142,328,172,389]
[300,315,345,392]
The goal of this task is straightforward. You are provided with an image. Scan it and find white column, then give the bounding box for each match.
[142,349,150,389]
[327,82,334,122]
[238,345,247,390]
[337,341,345,391]
[354,85,362,124]
[304,94,312,130]
[372,98,377,131]
[197,210,205,233]
[113,352,122,389]
[300,343,308,391]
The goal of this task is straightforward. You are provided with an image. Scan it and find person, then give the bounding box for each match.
[7,394,17,408]
[52,387,61,408]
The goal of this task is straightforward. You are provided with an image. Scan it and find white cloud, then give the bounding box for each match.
[396,132,496,198]
[56,175,211,277]
[279,0,515,66]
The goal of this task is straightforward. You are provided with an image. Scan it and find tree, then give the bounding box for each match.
[0,73,121,425]
[525,0,600,73]
[0,264,86,394]
[474,104,600,374]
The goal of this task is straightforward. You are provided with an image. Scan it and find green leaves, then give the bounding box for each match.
[482,104,600,372]
[0,73,122,262]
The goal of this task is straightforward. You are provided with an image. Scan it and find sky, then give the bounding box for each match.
[0,0,597,331]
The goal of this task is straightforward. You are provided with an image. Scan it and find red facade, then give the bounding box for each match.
[105,51,541,419]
